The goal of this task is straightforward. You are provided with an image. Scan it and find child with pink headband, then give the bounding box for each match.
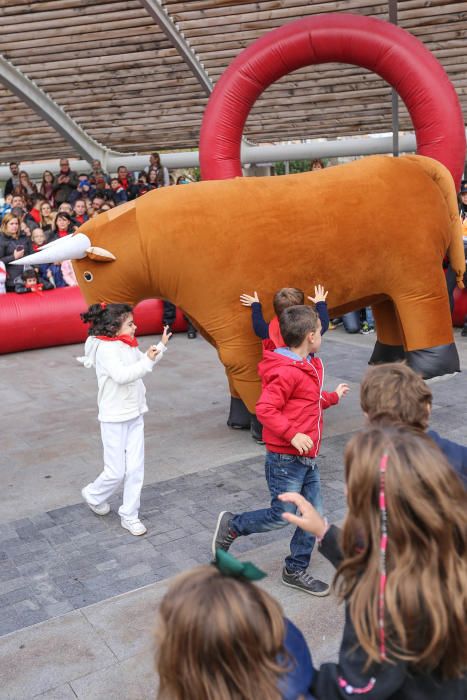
[280,425,466,698]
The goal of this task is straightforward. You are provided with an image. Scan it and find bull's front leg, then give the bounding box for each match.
[218,342,264,441]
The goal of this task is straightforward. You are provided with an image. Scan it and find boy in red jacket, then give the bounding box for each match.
[212,305,349,596]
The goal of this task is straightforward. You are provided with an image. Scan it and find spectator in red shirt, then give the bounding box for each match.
[51,212,75,240]
[73,199,89,225]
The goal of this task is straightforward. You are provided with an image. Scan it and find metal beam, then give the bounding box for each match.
[0,54,127,166]
[3,131,456,180]
[139,0,213,95]
[389,0,399,157]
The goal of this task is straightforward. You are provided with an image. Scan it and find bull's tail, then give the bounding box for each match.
[404,155,465,288]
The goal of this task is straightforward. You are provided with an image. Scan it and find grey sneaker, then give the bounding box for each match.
[282,567,330,597]
[212,511,237,558]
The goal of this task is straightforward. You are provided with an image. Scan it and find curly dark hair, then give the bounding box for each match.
[81,303,133,337]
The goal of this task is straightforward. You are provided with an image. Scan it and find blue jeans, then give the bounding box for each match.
[231,451,322,572]
[342,307,374,333]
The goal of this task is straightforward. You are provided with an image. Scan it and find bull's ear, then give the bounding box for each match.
[86,246,116,262]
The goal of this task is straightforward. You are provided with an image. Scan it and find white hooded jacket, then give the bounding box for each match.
[77,336,167,422]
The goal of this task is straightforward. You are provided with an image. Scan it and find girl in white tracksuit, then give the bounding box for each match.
[78,303,171,536]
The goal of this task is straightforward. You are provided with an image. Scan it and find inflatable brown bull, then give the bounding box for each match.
[18,154,465,418]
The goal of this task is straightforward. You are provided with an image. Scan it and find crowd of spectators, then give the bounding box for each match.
[0,153,192,294]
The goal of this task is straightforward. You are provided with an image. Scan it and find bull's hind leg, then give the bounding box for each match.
[369,299,406,364]
[392,272,459,378]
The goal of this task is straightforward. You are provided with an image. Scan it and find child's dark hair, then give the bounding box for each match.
[22,268,38,281]
[81,303,133,337]
[279,305,318,347]
[272,287,304,316]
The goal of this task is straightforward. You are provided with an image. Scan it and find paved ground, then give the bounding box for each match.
[1,328,466,698]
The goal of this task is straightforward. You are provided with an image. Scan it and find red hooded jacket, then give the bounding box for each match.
[256,349,339,456]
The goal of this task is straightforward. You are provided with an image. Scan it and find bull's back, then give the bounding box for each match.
[135,155,454,328]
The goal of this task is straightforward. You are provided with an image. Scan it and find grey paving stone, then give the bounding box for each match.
[0,610,22,636]
[33,683,77,699]
[3,349,465,644]
[0,586,32,607]
[0,610,115,698]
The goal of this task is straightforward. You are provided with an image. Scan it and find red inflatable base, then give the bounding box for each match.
[0,287,187,354]
[452,287,467,327]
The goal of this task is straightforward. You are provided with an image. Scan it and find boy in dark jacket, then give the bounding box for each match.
[360,362,467,488]
[14,268,53,294]
[213,305,349,596]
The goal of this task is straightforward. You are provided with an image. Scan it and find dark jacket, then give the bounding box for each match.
[0,233,31,289]
[427,429,467,488]
[14,274,54,294]
[38,264,68,288]
[314,526,466,699]
[280,618,316,699]
[4,177,18,198]
[111,187,128,205]
[53,170,78,204]
[256,350,338,456]
[251,301,329,341]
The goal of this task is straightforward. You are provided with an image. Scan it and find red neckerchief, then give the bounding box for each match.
[26,283,43,295]
[96,334,139,348]
[268,315,286,348]
[119,178,129,190]
[58,229,69,238]
[75,215,84,224]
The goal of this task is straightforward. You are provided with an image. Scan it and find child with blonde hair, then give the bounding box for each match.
[280,425,467,698]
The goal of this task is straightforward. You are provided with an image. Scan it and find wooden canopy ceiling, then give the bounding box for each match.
[0,0,465,162]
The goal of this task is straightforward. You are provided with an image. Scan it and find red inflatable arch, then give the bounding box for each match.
[200,14,465,188]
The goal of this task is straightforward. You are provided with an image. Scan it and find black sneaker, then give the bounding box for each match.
[212,511,238,558]
[282,567,330,597]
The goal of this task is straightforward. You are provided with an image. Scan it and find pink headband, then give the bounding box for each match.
[337,451,389,695]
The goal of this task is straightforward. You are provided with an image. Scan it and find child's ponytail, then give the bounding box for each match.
[81,302,133,337]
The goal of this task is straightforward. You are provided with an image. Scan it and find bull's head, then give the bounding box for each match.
[14,201,153,305]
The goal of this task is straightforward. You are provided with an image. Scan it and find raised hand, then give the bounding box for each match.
[307,284,328,304]
[240,291,260,306]
[161,325,173,346]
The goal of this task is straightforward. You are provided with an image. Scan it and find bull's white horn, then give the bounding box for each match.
[11,233,92,266]
[40,234,73,249]
[86,246,116,262]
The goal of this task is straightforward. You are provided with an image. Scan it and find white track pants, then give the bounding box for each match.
[84,415,145,521]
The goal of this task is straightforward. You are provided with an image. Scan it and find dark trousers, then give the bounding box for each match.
[162,300,196,333]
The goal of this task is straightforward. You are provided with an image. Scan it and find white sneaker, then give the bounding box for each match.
[81,487,110,516]
[121,518,147,536]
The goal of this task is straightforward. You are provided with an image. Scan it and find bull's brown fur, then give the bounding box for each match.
[72,154,464,412]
